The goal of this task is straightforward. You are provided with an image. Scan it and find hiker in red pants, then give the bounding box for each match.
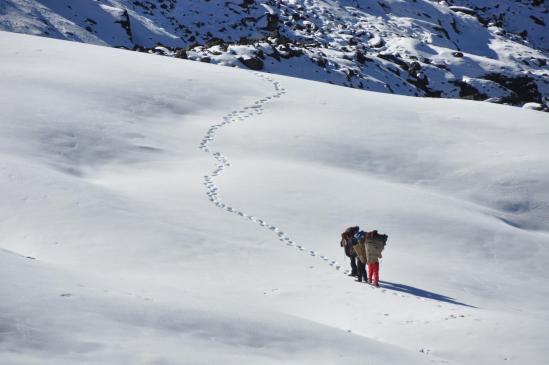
[368,261,380,287]
[365,230,387,287]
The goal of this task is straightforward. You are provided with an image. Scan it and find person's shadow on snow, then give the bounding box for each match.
[379,281,477,308]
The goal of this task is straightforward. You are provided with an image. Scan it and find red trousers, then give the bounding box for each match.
[368,262,380,286]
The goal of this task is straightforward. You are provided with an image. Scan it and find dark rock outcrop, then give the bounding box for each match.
[238,56,264,70]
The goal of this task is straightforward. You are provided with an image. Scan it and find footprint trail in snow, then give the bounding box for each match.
[198,72,347,276]
[198,72,471,309]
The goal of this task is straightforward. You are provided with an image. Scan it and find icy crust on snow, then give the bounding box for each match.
[0,0,548,110]
[1,32,549,364]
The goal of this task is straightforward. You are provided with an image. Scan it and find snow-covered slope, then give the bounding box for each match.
[1,0,548,110]
[1,31,549,364]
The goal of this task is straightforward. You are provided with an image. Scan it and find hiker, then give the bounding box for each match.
[365,230,388,287]
[351,230,368,283]
[340,226,359,276]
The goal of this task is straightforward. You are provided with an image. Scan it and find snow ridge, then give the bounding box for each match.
[199,73,348,275]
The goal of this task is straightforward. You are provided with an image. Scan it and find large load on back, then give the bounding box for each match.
[365,230,388,263]
[369,230,387,247]
[340,226,359,257]
[352,230,368,264]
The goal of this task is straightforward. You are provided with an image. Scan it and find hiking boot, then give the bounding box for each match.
[355,279,362,282]
[348,272,357,277]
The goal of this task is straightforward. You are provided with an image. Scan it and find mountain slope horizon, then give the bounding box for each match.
[1,0,548,110]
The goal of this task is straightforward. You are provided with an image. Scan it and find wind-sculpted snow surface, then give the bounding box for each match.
[2,32,549,365]
[1,0,548,110]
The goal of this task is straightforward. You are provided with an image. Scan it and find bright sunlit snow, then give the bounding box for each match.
[1,31,549,365]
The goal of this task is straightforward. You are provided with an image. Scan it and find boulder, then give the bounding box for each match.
[238,57,264,70]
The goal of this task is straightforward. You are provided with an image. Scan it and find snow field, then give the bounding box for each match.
[199,71,352,274]
[1,31,549,365]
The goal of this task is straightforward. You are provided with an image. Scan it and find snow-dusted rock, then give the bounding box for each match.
[0,0,547,109]
[522,102,544,111]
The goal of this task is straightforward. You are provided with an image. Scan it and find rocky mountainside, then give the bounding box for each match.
[2,0,548,109]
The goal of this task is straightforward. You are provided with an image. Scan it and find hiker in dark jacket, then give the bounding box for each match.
[340,226,359,276]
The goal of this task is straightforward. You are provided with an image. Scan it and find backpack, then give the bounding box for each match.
[352,230,367,245]
[368,230,388,250]
[341,226,360,256]
[343,226,359,237]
